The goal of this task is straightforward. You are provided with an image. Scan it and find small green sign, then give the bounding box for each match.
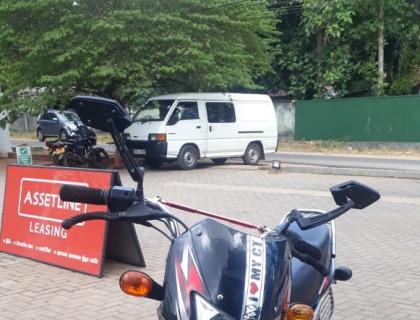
[16,146,33,165]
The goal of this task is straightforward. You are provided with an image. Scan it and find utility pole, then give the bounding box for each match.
[377,0,385,95]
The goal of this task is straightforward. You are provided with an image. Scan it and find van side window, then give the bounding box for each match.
[206,102,236,123]
[168,101,199,125]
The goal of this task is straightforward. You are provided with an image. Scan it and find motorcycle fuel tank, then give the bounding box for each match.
[161,219,290,320]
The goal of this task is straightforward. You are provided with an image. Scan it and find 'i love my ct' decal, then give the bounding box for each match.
[241,236,266,320]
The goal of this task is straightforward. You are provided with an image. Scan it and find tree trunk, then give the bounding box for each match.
[316,29,327,54]
[377,0,385,95]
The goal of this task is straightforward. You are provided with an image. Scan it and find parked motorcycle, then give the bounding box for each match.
[59,96,381,320]
[45,139,67,165]
[61,124,110,169]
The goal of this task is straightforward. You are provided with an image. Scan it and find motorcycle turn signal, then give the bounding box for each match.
[119,271,163,301]
[287,304,314,320]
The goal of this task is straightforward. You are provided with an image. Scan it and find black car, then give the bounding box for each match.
[36,109,86,141]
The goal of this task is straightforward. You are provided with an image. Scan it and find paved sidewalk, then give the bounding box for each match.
[1,159,420,319]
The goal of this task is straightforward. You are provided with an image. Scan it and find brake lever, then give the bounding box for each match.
[285,229,322,261]
[289,244,329,276]
[123,202,172,223]
[62,211,121,230]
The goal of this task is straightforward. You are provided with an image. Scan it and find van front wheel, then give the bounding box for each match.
[178,146,198,170]
[243,143,261,165]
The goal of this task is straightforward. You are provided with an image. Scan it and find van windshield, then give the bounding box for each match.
[133,100,175,122]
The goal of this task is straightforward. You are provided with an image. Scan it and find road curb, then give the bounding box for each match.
[6,153,419,179]
[8,152,119,162]
[272,162,420,179]
[8,152,50,161]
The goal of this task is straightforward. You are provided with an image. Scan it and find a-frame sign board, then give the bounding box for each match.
[105,172,145,267]
[0,164,145,277]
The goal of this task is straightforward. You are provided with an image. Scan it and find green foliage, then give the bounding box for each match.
[273,0,420,99]
[1,0,418,117]
[0,0,277,118]
[389,46,420,95]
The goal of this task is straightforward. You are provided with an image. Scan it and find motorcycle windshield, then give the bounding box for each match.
[163,219,290,320]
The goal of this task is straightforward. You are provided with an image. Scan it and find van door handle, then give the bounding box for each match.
[196,125,201,129]
[209,125,212,132]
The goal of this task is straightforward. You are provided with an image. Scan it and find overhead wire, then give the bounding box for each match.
[197,0,304,13]
[188,0,305,25]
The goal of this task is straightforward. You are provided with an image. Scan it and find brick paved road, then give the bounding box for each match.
[1,159,420,319]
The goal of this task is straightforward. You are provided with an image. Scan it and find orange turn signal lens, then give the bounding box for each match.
[155,133,166,141]
[119,271,153,297]
[287,304,314,320]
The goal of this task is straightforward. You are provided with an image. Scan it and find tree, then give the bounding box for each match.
[273,0,357,99]
[0,0,277,121]
[272,0,419,99]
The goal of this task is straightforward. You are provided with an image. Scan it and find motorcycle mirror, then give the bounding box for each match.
[69,96,132,132]
[289,180,380,230]
[330,180,380,209]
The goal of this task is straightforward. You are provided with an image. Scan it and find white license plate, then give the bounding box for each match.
[133,149,146,155]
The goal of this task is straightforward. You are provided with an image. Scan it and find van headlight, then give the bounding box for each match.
[148,133,166,142]
[194,294,232,320]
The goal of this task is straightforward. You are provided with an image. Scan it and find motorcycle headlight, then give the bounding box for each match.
[67,125,78,133]
[194,294,232,320]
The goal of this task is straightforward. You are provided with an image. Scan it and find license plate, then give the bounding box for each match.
[133,149,146,155]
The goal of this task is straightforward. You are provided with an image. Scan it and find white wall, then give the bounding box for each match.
[273,100,295,137]
[0,112,12,157]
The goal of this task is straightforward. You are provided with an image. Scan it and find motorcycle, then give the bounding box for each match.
[45,139,67,165]
[59,96,380,320]
[61,123,110,169]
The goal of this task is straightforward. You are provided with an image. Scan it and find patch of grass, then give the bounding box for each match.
[10,130,113,144]
[277,139,420,158]
[95,133,113,144]
[10,131,36,140]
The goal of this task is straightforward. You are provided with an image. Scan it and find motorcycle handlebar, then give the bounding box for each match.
[60,185,136,212]
[290,247,329,276]
[60,185,108,205]
[299,239,322,261]
[286,230,322,261]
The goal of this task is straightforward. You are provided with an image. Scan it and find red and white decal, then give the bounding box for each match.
[174,247,205,319]
[241,236,266,320]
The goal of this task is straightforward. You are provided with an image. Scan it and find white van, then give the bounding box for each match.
[124,93,278,169]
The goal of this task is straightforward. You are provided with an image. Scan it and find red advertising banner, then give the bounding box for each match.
[0,165,115,277]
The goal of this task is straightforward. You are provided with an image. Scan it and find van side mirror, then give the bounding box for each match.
[167,109,180,126]
[330,181,380,209]
[167,117,178,126]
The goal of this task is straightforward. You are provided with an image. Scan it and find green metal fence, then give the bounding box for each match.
[295,95,420,142]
